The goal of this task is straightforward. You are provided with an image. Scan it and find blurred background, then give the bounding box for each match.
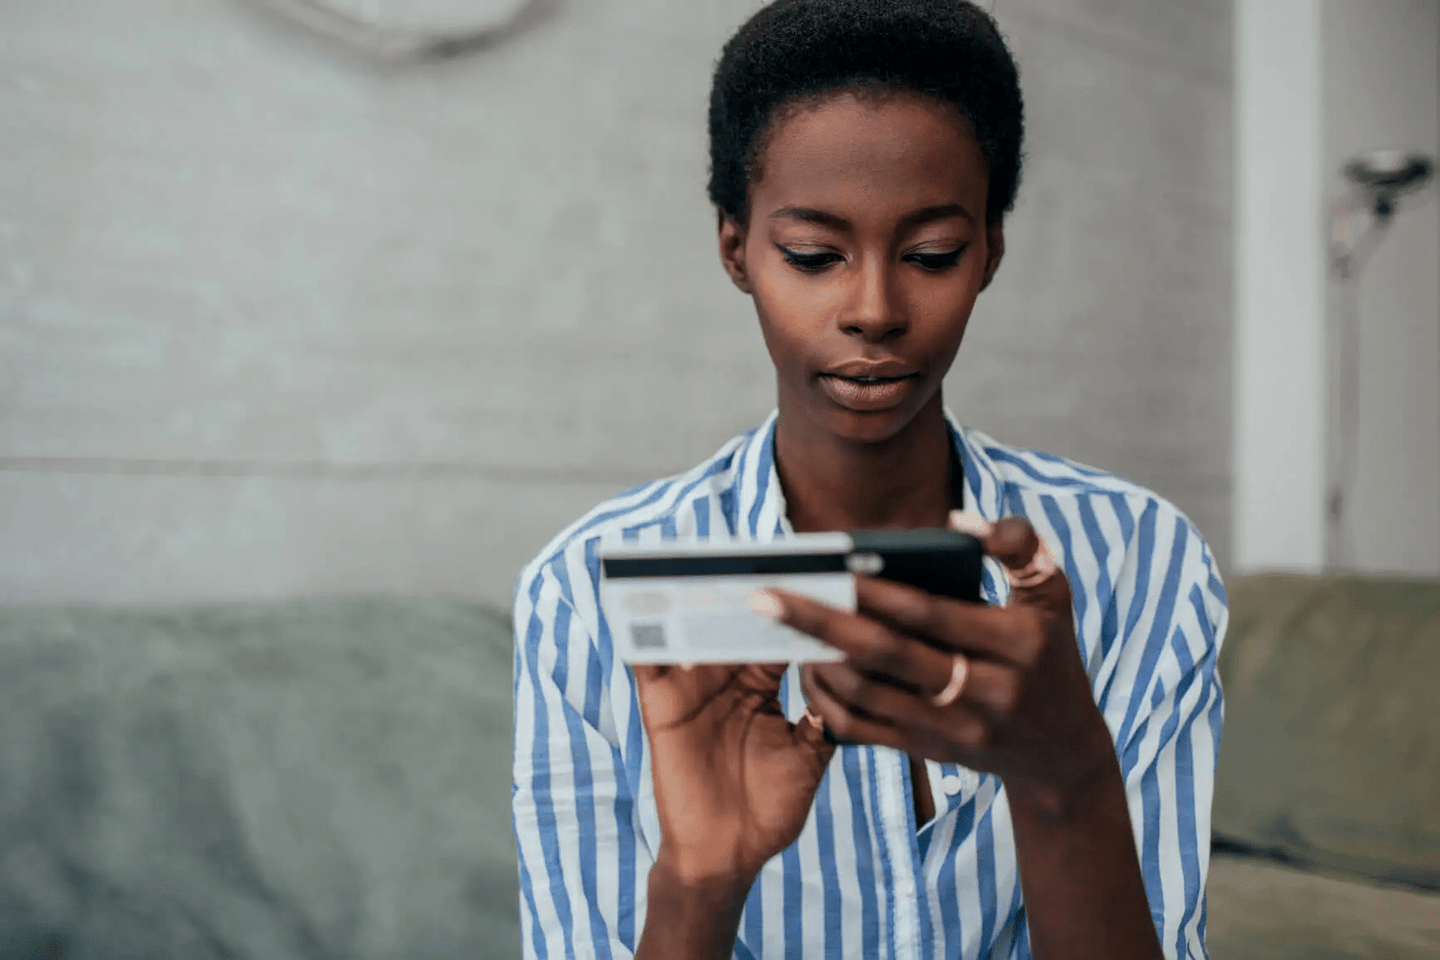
[2,0,1437,604]
[0,0,1436,958]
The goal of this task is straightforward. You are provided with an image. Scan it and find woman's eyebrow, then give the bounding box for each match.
[771,207,851,230]
[899,203,974,228]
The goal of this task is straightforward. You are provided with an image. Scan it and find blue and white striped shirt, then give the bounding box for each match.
[512,410,1227,960]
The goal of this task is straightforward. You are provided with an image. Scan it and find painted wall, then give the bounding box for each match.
[0,0,1234,606]
[1232,0,1328,572]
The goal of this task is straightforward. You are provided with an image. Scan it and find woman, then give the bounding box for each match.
[512,2,1226,958]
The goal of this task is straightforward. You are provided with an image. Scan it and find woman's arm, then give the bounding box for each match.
[513,562,644,958]
[626,659,833,956]
[515,555,834,959]
[771,508,1224,960]
[985,504,1229,960]
[1005,719,1166,960]
[634,863,754,960]
[1031,516,1226,960]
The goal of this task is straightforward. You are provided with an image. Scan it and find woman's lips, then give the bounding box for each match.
[817,373,918,411]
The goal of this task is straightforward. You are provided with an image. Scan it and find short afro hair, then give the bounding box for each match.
[707,0,1025,224]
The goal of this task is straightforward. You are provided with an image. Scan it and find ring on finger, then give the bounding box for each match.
[931,655,970,707]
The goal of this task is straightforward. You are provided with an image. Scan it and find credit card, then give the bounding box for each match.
[600,532,854,664]
[598,529,982,664]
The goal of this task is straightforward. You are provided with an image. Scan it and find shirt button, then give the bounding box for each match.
[941,774,966,796]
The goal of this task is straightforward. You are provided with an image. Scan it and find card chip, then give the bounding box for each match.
[631,622,667,649]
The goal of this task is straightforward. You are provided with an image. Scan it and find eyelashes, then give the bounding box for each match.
[779,248,844,271]
[777,245,965,273]
[908,249,964,271]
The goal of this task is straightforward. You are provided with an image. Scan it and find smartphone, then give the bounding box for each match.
[847,527,984,604]
[599,528,983,664]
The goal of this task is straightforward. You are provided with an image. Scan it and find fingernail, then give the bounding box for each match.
[949,510,994,539]
[802,706,825,730]
[679,663,695,673]
[748,589,785,620]
[1006,537,1059,589]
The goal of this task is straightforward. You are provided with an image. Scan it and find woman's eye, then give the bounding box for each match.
[779,247,843,271]
[907,248,965,271]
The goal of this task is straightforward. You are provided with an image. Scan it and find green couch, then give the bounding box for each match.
[1205,574,1440,959]
[0,574,1435,959]
[0,599,521,960]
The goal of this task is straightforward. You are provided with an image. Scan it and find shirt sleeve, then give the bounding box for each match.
[512,555,647,960]
[1101,499,1229,960]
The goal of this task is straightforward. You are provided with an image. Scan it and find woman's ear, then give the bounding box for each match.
[980,219,1005,292]
[717,210,753,294]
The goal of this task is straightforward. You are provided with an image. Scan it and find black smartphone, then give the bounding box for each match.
[846,527,984,603]
[820,528,984,746]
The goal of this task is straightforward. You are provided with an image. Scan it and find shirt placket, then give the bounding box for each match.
[871,745,926,960]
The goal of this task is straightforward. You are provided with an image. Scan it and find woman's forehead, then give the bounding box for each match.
[750,92,989,223]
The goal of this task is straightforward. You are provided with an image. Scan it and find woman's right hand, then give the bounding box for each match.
[631,661,834,884]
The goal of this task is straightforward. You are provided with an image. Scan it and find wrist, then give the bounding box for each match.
[1000,720,1163,960]
[1005,716,1122,824]
[652,837,769,889]
[638,857,755,960]
[649,852,757,906]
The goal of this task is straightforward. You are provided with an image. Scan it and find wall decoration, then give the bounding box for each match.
[243,0,551,61]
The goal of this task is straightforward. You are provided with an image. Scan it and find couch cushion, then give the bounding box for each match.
[1213,574,1440,890]
[1205,852,1440,960]
[0,598,519,960]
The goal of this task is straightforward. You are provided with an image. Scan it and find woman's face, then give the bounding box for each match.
[719,90,1004,446]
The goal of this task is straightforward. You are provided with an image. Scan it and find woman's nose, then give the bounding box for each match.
[838,258,907,342]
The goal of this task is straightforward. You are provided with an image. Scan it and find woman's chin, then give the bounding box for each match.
[778,381,943,446]
[816,405,922,446]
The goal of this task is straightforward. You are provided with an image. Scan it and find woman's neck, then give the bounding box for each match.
[774,396,956,534]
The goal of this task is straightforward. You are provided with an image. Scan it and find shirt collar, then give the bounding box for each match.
[732,408,1009,540]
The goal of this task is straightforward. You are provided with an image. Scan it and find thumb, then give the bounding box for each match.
[949,510,1066,601]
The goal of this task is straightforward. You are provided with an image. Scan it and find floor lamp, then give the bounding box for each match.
[1325,149,1435,569]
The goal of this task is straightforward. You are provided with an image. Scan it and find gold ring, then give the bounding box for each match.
[931,655,970,707]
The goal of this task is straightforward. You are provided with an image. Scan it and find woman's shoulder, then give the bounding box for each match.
[962,426,1164,502]
[963,428,1228,693]
[960,425,1223,604]
[961,425,1210,541]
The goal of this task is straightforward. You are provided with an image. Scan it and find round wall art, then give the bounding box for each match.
[245,0,545,61]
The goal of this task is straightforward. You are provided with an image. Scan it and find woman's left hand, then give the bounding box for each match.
[765,514,1118,815]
